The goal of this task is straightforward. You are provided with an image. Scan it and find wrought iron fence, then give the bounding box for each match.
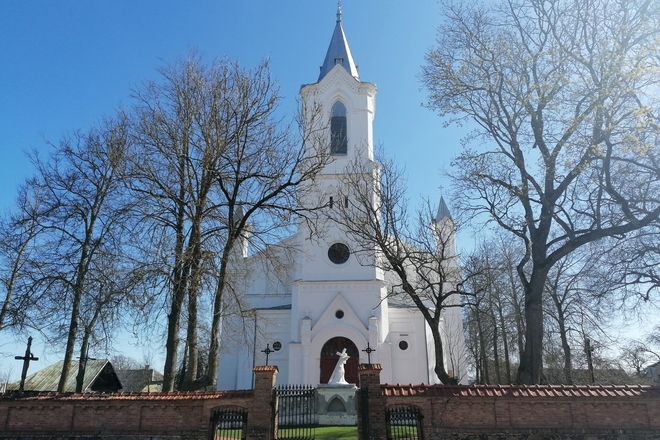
[386,405,423,440]
[276,384,317,440]
[213,407,248,440]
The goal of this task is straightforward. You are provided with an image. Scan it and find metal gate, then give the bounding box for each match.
[276,384,317,440]
[213,407,248,440]
[386,405,423,440]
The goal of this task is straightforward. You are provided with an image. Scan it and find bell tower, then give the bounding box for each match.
[296,5,379,283]
[287,7,390,385]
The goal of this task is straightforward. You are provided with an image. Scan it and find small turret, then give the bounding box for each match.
[434,196,452,223]
[432,196,456,259]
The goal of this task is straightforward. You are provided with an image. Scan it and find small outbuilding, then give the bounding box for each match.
[6,359,122,393]
[115,366,163,392]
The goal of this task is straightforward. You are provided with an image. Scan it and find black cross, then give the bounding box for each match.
[362,342,376,364]
[261,344,274,366]
[14,336,39,392]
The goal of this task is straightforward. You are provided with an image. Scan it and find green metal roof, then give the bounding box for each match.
[7,359,122,393]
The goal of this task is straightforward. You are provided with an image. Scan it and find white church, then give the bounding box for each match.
[217,10,467,390]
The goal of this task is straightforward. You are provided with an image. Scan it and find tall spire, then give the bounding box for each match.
[318,4,359,81]
[435,196,453,222]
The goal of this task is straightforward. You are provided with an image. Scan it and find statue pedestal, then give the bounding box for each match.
[317,384,357,426]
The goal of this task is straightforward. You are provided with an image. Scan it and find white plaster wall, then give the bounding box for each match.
[387,309,430,384]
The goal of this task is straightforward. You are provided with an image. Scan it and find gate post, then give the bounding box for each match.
[247,365,278,440]
[357,363,385,440]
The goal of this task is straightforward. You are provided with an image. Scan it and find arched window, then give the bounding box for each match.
[320,336,359,384]
[330,101,348,155]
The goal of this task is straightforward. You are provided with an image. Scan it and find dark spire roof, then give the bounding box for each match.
[318,5,359,81]
[435,196,452,222]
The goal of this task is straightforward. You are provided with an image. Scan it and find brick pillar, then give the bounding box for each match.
[358,363,385,440]
[246,365,278,440]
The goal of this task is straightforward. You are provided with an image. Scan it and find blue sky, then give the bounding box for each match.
[0,1,463,211]
[1,1,656,384]
[0,1,467,376]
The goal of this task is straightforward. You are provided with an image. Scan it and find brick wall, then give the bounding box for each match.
[359,364,660,439]
[0,366,278,440]
[0,391,251,438]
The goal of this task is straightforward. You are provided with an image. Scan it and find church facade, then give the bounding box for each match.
[217,11,467,390]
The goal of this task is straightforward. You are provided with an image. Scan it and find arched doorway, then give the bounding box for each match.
[320,337,359,385]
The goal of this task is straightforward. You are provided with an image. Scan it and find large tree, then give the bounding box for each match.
[15,119,132,392]
[334,153,468,384]
[423,0,660,383]
[125,55,328,391]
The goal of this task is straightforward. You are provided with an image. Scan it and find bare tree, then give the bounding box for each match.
[0,191,42,332]
[423,0,660,383]
[463,238,525,384]
[15,118,131,392]
[109,354,141,370]
[125,55,328,391]
[589,225,660,308]
[333,152,468,384]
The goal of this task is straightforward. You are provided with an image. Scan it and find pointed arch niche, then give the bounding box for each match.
[320,336,359,384]
[330,101,348,155]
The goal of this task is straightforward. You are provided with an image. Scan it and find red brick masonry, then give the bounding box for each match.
[1,365,659,439]
[0,365,279,440]
[380,383,660,437]
[0,390,252,437]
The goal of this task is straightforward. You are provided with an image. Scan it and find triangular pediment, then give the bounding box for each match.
[312,292,367,337]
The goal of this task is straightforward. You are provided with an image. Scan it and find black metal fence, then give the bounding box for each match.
[276,384,317,440]
[213,406,248,440]
[385,405,423,440]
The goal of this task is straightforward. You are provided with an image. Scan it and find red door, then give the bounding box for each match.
[319,337,359,385]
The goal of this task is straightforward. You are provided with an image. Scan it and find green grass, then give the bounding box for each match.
[216,428,242,439]
[315,425,358,439]
[219,425,361,440]
[388,424,419,439]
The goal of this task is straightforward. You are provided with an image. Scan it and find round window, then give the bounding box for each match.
[335,310,344,319]
[399,340,409,351]
[328,242,350,265]
[272,341,282,351]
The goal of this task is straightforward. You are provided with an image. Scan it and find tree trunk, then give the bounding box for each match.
[490,306,502,383]
[497,300,512,383]
[517,272,546,384]
[430,320,456,384]
[475,309,489,383]
[162,275,186,391]
[161,154,189,392]
[75,328,91,393]
[59,285,82,392]
[554,299,573,384]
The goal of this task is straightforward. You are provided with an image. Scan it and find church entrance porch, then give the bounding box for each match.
[319,337,359,385]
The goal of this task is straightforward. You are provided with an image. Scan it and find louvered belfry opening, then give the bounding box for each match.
[330,101,347,155]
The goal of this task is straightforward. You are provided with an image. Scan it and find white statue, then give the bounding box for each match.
[328,348,350,385]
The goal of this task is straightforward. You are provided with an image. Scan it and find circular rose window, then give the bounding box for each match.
[328,242,350,265]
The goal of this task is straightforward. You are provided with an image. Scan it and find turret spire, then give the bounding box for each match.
[318,4,359,81]
[435,196,453,222]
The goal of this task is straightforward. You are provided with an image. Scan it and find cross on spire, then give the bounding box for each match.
[336,1,342,23]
